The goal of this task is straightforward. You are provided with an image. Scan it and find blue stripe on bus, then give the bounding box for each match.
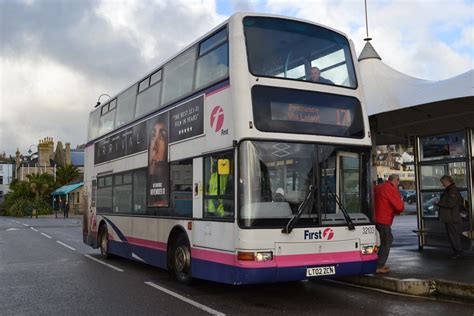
[107,239,377,284]
[103,216,128,242]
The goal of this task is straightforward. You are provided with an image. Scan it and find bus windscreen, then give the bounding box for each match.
[244,16,357,88]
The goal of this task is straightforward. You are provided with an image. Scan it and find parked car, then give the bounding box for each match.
[399,190,416,204]
[423,196,440,216]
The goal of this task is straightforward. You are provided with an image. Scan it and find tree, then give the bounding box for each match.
[55,141,65,167]
[26,173,55,201]
[56,164,80,186]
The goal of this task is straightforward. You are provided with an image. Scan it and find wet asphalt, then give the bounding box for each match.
[0,215,473,316]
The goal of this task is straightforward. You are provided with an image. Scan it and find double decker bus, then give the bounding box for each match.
[83,13,378,285]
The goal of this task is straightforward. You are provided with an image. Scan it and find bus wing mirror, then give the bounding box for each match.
[218,159,230,175]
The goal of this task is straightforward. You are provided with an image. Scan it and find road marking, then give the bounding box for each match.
[41,233,52,239]
[84,254,124,272]
[56,240,76,251]
[6,228,20,231]
[145,281,225,316]
[30,227,38,232]
[20,222,30,227]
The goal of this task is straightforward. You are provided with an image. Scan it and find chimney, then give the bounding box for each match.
[15,148,20,178]
[65,143,71,165]
[48,137,55,160]
[38,138,51,167]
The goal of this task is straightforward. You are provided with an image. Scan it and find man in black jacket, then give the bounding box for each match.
[437,175,464,258]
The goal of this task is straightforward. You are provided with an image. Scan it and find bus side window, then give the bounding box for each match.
[170,159,193,218]
[204,153,234,218]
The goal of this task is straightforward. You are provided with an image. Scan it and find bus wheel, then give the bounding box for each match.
[99,225,111,259]
[172,234,192,284]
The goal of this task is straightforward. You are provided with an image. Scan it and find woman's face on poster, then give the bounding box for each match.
[149,121,167,166]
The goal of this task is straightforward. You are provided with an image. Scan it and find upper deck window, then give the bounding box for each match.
[244,17,357,88]
[162,46,197,105]
[196,28,229,89]
[116,85,137,127]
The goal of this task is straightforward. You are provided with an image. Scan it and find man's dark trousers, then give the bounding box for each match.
[376,224,393,268]
[446,223,463,254]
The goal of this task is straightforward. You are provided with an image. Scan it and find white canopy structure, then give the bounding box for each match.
[358,41,474,145]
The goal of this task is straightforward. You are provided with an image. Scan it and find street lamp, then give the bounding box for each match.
[95,94,111,108]
[27,144,38,156]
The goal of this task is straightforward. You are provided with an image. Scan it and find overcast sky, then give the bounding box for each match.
[1,0,473,156]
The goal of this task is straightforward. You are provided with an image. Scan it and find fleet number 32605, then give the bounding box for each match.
[362,226,375,234]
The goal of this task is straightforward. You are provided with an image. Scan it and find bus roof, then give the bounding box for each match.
[89,12,351,115]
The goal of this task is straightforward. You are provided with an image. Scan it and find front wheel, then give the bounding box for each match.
[172,234,192,284]
[99,225,111,259]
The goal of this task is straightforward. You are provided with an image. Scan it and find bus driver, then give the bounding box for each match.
[310,66,334,85]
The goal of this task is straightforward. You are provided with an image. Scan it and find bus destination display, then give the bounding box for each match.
[270,102,352,127]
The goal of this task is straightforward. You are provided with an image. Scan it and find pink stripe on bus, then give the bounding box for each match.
[274,251,363,268]
[205,85,230,97]
[192,247,235,265]
[127,236,167,251]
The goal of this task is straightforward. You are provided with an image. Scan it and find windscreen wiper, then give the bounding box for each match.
[282,185,317,234]
[325,186,355,231]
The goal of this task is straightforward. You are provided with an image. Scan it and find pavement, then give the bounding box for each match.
[340,212,474,301]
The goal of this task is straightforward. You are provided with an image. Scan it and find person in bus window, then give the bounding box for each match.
[309,66,334,85]
[207,159,228,216]
[148,116,169,207]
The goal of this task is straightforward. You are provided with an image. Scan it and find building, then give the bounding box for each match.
[0,155,14,204]
[15,137,84,181]
[51,182,85,215]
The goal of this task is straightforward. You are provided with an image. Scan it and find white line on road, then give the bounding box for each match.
[145,281,225,316]
[56,240,76,251]
[30,227,38,232]
[20,222,29,227]
[84,254,124,272]
[41,233,52,239]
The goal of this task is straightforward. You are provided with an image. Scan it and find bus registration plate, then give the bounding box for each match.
[306,266,335,277]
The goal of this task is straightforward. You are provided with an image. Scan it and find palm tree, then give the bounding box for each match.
[26,173,55,201]
[56,164,80,186]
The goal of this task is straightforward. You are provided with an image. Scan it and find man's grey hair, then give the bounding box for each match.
[388,174,399,181]
[440,175,454,183]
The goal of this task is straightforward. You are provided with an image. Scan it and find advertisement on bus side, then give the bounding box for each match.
[147,113,169,207]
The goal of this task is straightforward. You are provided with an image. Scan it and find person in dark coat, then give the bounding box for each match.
[437,175,464,258]
[64,200,69,219]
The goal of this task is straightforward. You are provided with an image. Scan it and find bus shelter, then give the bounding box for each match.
[358,41,474,250]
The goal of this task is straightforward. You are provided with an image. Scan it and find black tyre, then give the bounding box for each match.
[172,234,192,284]
[407,197,415,205]
[99,225,111,259]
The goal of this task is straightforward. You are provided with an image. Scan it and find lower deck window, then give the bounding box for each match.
[204,152,234,219]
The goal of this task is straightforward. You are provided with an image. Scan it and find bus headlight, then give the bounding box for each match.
[361,245,377,255]
[238,251,273,261]
[255,252,273,261]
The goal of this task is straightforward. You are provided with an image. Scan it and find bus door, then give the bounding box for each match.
[336,152,361,214]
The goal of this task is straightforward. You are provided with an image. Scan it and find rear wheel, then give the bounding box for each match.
[99,225,111,259]
[172,234,192,284]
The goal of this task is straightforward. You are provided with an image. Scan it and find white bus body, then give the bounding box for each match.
[83,13,378,284]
